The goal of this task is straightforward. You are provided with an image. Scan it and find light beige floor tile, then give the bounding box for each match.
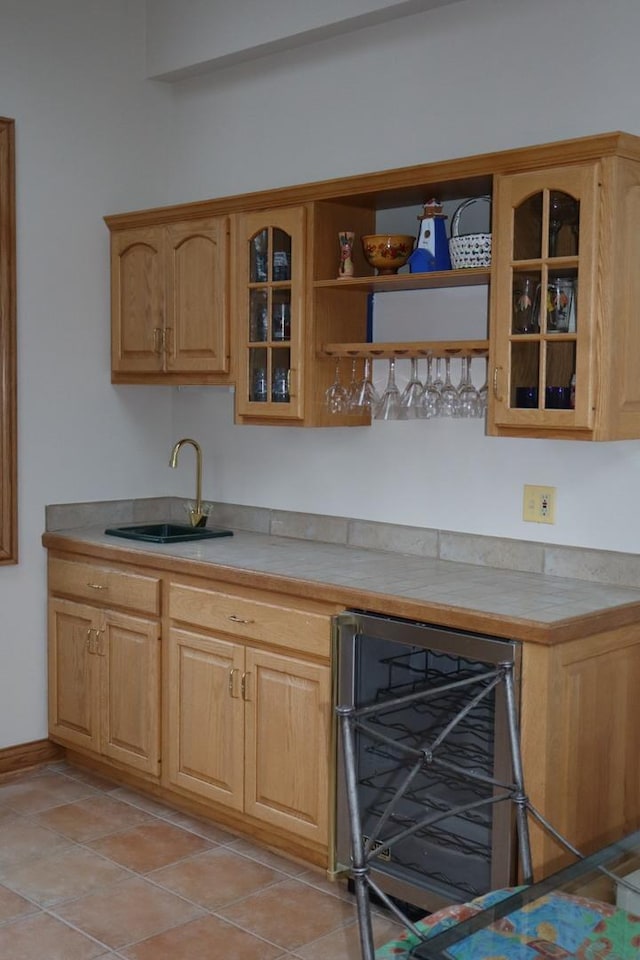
[119,913,283,960]
[296,869,355,902]
[31,794,152,841]
[54,875,205,949]
[87,820,213,874]
[293,914,405,960]
[0,771,96,814]
[0,911,107,959]
[163,809,237,843]
[149,846,284,908]
[0,882,40,922]
[0,844,132,906]
[218,878,356,950]
[109,787,181,818]
[0,816,73,868]
[227,838,309,876]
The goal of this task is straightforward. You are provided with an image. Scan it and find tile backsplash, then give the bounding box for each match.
[45,497,640,590]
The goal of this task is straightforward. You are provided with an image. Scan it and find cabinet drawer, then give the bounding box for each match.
[49,557,160,616]
[169,582,331,658]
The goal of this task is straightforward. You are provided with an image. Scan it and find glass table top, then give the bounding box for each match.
[408,829,640,959]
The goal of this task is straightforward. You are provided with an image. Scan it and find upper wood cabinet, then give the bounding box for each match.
[489,154,640,440]
[108,216,231,384]
[106,132,640,438]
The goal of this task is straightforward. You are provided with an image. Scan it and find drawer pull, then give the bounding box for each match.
[87,582,107,591]
[228,614,254,624]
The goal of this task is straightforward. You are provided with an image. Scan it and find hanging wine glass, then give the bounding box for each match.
[375,358,407,421]
[399,358,425,419]
[432,356,444,393]
[345,358,360,413]
[350,357,380,412]
[419,353,442,418]
[439,357,460,417]
[457,357,481,418]
[325,360,349,414]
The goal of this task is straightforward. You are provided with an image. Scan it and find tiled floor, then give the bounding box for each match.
[0,762,403,959]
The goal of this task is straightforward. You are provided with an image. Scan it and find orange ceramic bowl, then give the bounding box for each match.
[361,234,415,275]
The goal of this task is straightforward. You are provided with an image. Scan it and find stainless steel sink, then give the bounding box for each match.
[105,523,233,544]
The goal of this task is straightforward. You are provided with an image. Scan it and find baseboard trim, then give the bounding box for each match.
[0,738,64,776]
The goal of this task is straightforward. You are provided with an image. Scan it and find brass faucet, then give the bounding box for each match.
[169,438,207,527]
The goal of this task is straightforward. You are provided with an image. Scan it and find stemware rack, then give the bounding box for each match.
[319,340,489,360]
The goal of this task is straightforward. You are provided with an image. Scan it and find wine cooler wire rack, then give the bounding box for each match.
[349,648,510,898]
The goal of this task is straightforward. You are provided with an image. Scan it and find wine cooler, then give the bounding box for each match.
[334,610,522,914]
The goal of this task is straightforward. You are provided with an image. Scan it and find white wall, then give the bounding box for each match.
[145,0,465,79]
[3,0,640,751]
[0,0,176,748]
[166,0,640,553]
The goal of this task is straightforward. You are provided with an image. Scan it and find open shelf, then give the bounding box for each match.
[314,267,490,293]
[319,340,490,359]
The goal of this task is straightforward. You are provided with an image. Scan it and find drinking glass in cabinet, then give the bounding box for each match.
[272,228,291,282]
[251,230,268,283]
[272,296,291,342]
[513,192,543,260]
[249,290,268,341]
[533,277,576,333]
[512,274,540,334]
[249,347,268,402]
[510,341,540,407]
[272,367,290,403]
[549,191,579,257]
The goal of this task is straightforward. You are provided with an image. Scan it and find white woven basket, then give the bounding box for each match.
[449,195,492,268]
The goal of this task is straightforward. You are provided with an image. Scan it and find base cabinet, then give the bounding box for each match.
[47,555,162,778]
[167,584,333,848]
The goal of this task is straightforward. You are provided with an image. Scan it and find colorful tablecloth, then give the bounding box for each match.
[375,887,640,959]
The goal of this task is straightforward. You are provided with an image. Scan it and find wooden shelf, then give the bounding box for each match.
[319,340,490,359]
[313,267,490,293]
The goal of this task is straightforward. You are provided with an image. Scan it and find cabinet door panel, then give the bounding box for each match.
[48,598,100,752]
[166,217,229,373]
[111,226,165,373]
[244,648,330,844]
[167,628,244,809]
[101,612,161,777]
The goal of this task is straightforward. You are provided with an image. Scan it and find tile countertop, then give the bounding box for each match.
[42,525,640,646]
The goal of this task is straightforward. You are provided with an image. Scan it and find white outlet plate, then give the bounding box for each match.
[523,484,556,524]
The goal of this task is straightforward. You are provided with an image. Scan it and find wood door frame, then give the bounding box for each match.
[0,118,17,563]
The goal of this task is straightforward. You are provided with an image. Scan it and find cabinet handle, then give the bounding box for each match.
[153,327,163,354]
[228,614,254,624]
[95,629,106,657]
[492,365,504,402]
[86,628,95,654]
[229,668,240,698]
[87,582,106,590]
[164,327,172,353]
[241,671,252,701]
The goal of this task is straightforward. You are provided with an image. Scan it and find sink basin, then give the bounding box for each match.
[105,523,233,544]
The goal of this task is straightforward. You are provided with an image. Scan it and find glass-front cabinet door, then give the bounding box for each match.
[235,207,306,422]
[489,164,599,435]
